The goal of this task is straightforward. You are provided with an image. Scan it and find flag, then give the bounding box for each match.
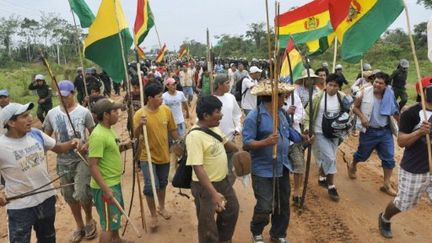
[84,0,133,83]
[178,46,187,59]
[428,16,432,62]
[69,0,95,28]
[306,33,335,57]
[137,46,146,59]
[280,38,305,83]
[276,0,333,46]
[329,0,404,63]
[155,43,167,63]
[134,0,155,46]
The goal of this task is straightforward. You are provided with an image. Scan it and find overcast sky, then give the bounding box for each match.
[1,0,431,51]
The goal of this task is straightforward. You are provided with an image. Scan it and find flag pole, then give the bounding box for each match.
[332,37,338,72]
[68,7,89,102]
[153,22,162,48]
[207,28,214,95]
[265,0,278,215]
[403,0,432,173]
[360,59,364,78]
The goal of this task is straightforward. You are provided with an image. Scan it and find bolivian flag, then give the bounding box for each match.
[178,46,187,59]
[134,0,154,46]
[155,43,167,63]
[276,0,333,46]
[280,38,304,83]
[329,0,404,63]
[84,0,132,83]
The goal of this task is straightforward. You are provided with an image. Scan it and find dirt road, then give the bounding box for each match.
[1,96,432,243]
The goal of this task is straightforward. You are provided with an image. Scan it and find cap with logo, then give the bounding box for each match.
[58,80,75,97]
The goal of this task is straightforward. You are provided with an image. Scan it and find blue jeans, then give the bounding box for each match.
[177,122,186,137]
[250,169,290,238]
[353,127,395,169]
[7,196,56,243]
[140,161,170,197]
[183,86,194,102]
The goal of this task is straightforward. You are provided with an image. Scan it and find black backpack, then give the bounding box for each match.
[172,127,224,189]
[234,76,248,102]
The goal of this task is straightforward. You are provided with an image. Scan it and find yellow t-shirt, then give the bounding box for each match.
[186,126,228,182]
[133,105,176,164]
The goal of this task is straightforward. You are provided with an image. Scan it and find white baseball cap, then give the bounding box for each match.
[35,74,45,81]
[335,64,343,70]
[249,66,262,73]
[0,102,34,127]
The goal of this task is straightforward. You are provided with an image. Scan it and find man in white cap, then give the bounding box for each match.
[0,102,79,243]
[28,74,53,123]
[43,80,97,242]
[241,66,262,115]
[390,59,409,111]
[335,64,348,88]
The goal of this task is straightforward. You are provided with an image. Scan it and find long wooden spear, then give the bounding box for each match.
[403,0,432,173]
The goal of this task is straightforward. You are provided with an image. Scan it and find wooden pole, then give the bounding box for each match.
[112,197,142,238]
[153,22,162,49]
[332,37,338,73]
[403,0,432,173]
[207,28,214,95]
[68,8,89,101]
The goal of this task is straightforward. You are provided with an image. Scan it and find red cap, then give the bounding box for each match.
[416,76,432,94]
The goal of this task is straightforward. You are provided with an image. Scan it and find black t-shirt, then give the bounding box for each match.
[399,103,432,173]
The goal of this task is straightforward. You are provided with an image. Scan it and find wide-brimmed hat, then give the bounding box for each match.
[294,69,321,85]
[233,151,251,177]
[250,80,295,96]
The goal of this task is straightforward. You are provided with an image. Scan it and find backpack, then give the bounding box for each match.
[172,127,224,189]
[234,76,248,102]
[321,92,352,139]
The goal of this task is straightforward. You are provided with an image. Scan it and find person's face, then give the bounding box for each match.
[9,111,33,134]
[318,71,327,81]
[239,64,244,71]
[36,80,44,86]
[132,85,140,93]
[60,92,75,107]
[278,93,288,108]
[326,81,340,96]
[220,81,230,93]
[90,89,100,96]
[373,78,386,94]
[166,82,176,92]
[0,96,10,108]
[107,108,121,125]
[251,72,261,80]
[148,92,163,107]
[335,69,342,74]
[204,109,223,127]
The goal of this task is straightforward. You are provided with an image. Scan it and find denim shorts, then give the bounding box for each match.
[7,196,56,243]
[57,161,92,204]
[177,122,186,137]
[140,161,170,197]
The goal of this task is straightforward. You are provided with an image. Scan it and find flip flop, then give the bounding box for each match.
[83,219,97,240]
[380,185,397,197]
[70,229,84,243]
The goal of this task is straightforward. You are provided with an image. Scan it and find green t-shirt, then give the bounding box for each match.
[88,124,122,189]
[201,75,211,96]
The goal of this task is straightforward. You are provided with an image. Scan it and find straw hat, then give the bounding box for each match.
[294,69,321,85]
[232,151,252,177]
[250,80,295,96]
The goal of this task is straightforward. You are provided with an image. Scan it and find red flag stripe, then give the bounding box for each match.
[277,0,329,27]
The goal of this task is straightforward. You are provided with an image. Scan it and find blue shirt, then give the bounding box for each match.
[242,103,302,178]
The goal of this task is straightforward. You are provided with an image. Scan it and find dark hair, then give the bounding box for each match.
[326,73,343,87]
[374,72,390,85]
[131,77,140,87]
[196,95,222,120]
[315,67,328,76]
[144,82,163,98]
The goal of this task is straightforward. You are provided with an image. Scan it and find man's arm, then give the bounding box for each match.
[224,141,239,153]
[352,95,369,129]
[51,139,79,154]
[88,157,114,199]
[398,121,430,148]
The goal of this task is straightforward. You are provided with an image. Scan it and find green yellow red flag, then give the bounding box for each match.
[155,43,167,63]
[280,38,304,83]
[178,46,188,59]
[84,0,133,83]
[329,0,404,63]
[276,0,333,46]
[306,32,335,57]
[134,0,155,46]
[69,0,95,28]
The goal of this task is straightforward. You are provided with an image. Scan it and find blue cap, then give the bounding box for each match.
[58,80,75,97]
[0,89,9,97]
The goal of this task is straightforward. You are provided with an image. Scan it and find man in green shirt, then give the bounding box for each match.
[88,98,133,243]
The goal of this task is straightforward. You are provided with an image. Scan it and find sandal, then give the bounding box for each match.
[157,208,171,220]
[83,219,97,240]
[70,229,84,243]
[380,185,397,197]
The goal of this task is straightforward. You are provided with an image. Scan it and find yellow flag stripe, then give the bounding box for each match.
[278,11,330,36]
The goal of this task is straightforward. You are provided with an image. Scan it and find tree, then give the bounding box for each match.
[418,0,432,9]
[246,23,266,49]
[414,21,427,47]
[0,15,20,57]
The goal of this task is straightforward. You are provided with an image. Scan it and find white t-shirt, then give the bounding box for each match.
[215,93,242,141]
[0,106,5,135]
[241,77,258,110]
[0,129,56,209]
[315,93,341,134]
[43,105,95,164]
[162,91,187,124]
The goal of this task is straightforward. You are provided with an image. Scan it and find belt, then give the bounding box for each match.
[369,125,389,130]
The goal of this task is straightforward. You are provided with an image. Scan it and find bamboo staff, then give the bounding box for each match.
[265,0,278,214]
[207,28,214,95]
[403,0,432,173]
[332,37,338,73]
[112,197,142,238]
[68,7,89,101]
